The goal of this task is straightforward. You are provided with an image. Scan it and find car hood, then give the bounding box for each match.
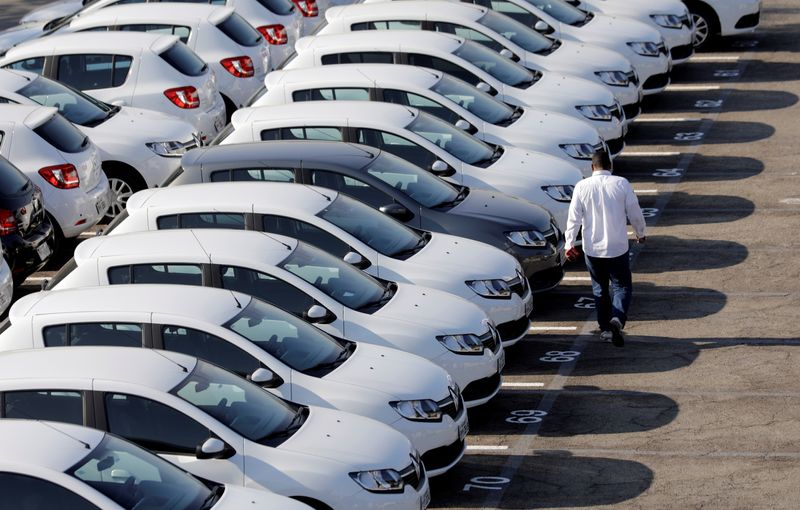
[374,283,489,335]
[407,232,519,280]
[325,343,451,401]
[19,0,80,25]
[279,407,413,468]
[490,145,584,184]
[526,71,616,106]
[0,22,47,54]
[512,107,602,146]
[450,188,553,230]
[215,484,312,510]
[537,39,633,73]
[582,13,662,43]
[98,106,197,143]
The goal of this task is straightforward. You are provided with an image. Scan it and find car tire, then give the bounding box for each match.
[103,166,145,223]
[688,3,719,48]
[222,94,237,124]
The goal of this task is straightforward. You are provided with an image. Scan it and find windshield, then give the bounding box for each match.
[18,76,113,127]
[225,298,347,373]
[68,434,213,510]
[173,360,298,444]
[525,0,588,25]
[279,242,386,310]
[407,113,493,165]
[478,9,556,53]
[319,195,422,257]
[366,152,459,208]
[0,157,30,194]
[431,74,514,124]
[453,40,534,87]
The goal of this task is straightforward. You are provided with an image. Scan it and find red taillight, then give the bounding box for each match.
[38,164,80,190]
[164,86,200,109]
[220,56,255,78]
[292,0,318,17]
[258,24,288,45]
[0,209,17,235]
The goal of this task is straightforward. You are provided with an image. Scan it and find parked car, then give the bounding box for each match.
[286,31,626,147]
[0,256,12,313]
[220,101,583,229]
[0,420,313,510]
[3,284,469,475]
[48,228,506,407]
[679,0,761,48]
[0,347,431,510]
[63,3,270,118]
[457,0,672,94]
[0,104,109,248]
[0,32,226,142]
[252,64,605,173]
[0,155,54,283]
[0,69,198,219]
[322,0,642,120]
[111,182,534,344]
[165,142,565,291]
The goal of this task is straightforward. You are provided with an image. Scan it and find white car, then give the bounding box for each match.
[0,347,431,510]
[112,182,534,344]
[256,64,606,173]
[0,69,198,218]
[49,228,506,407]
[679,0,761,48]
[0,257,12,314]
[324,0,642,120]
[0,420,314,510]
[0,104,110,244]
[221,101,583,229]
[565,0,694,63]
[3,284,469,475]
[63,4,270,116]
[287,31,626,147]
[458,0,672,95]
[0,32,226,142]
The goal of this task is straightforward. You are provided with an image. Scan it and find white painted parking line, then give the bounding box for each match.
[529,326,578,331]
[690,55,740,62]
[634,189,659,194]
[621,151,681,157]
[563,276,592,281]
[466,445,509,451]
[666,84,721,91]
[501,382,546,388]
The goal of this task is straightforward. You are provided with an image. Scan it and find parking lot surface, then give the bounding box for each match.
[2,0,800,508]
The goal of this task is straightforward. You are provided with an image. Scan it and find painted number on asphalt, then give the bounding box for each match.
[506,410,548,424]
[653,168,684,177]
[695,99,723,109]
[463,476,510,492]
[540,351,581,363]
[574,297,595,309]
[713,69,740,78]
[674,132,705,141]
[642,207,659,218]
[733,39,759,48]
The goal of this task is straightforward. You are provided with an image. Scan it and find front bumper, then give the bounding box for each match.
[627,51,671,95]
[720,2,761,36]
[435,345,504,408]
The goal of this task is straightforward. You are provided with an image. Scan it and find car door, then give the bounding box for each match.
[53,53,135,105]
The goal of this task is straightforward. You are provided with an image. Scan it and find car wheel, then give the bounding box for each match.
[103,168,144,222]
[690,5,718,48]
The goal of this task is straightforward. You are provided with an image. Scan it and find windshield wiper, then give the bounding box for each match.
[474,145,504,167]
[496,107,523,127]
[433,187,469,209]
[259,407,308,443]
[391,233,430,258]
[306,342,355,373]
[199,484,224,510]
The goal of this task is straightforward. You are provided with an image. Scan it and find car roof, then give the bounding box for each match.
[69,3,234,30]
[126,182,337,216]
[9,285,253,326]
[0,420,104,472]
[231,101,419,130]
[74,229,298,267]
[294,30,464,55]
[0,103,57,128]
[326,1,487,22]
[0,68,38,92]
[4,31,177,59]
[0,347,196,392]
[265,64,442,91]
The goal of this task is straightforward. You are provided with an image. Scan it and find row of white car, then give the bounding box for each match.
[0,0,761,509]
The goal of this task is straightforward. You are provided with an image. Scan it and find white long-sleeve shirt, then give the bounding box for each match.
[564,170,646,258]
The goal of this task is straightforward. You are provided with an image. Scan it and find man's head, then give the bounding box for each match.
[592,150,613,173]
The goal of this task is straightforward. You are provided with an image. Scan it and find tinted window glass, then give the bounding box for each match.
[156,214,179,229]
[164,213,246,230]
[407,53,479,84]
[33,113,89,154]
[383,89,458,123]
[433,22,503,51]
[262,215,350,258]
[220,266,314,317]
[0,157,31,194]
[453,41,534,87]
[56,54,132,90]
[162,325,260,377]
[160,43,207,77]
[4,57,45,74]
[280,127,343,141]
[310,170,393,210]
[259,129,280,141]
[43,325,68,347]
[292,88,369,102]
[431,74,514,124]
[528,0,587,25]
[118,23,191,43]
[105,393,209,454]
[351,20,422,30]
[108,264,203,285]
[490,0,542,25]
[254,0,294,15]
[18,76,112,127]
[320,52,394,65]
[4,390,83,425]
[0,473,99,510]
[210,168,295,182]
[355,128,437,169]
[216,12,262,47]
[478,9,555,52]
[407,113,494,164]
[366,153,459,208]
[68,323,142,347]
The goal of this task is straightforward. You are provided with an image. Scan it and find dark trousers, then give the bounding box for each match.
[585,251,633,331]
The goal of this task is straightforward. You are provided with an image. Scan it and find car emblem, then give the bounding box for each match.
[449,386,460,412]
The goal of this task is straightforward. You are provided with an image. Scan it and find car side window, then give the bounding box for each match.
[383,89,459,123]
[209,168,295,182]
[219,266,315,317]
[104,393,209,455]
[406,53,480,85]
[292,88,370,102]
[3,57,45,75]
[350,20,422,30]
[310,170,394,210]
[432,22,503,50]
[107,264,203,286]
[161,325,261,377]
[280,127,343,142]
[0,473,100,510]
[56,54,133,90]
[261,214,350,258]
[355,128,437,169]
[155,213,246,230]
[42,323,143,348]
[117,24,191,44]
[320,52,394,65]
[3,390,84,425]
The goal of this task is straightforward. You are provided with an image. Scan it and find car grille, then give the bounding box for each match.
[478,327,500,354]
[421,438,465,472]
[643,72,670,91]
[609,102,624,122]
[622,101,642,120]
[437,385,465,420]
[506,271,529,298]
[670,43,694,61]
[626,70,639,86]
[543,224,561,247]
[462,372,502,402]
[679,13,692,28]
[496,315,530,341]
[606,136,625,156]
[735,11,760,29]
[399,454,425,491]
[657,42,669,56]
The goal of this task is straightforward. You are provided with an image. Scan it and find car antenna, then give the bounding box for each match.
[302,184,332,202]
[343,142,375,159]
[229,290,242,309]
[152,349,188,373]
[189,229,213,265]
[259,231,293,251]
[35,420,92,449]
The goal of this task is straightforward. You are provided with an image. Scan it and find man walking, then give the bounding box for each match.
[564,151,646,347]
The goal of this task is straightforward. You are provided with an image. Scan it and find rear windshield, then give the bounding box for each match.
[33,113,89,154]
[216,12,263,47]
[255,0,295,16]
[0,157,31,194]
[160,42,207,77]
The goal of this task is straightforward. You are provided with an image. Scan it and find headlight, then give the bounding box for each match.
[627,41,660,57]
[466,279,512,298]
[650,14,683,29]
[542,185,575,202]
[350,469,404,493]
[505,230,547,248]
[559,143,596,160]
[595,70,630,86]
[576,104,613,121]
[390,399,443,421]
[437,333,485,354]
[146,141,192,157]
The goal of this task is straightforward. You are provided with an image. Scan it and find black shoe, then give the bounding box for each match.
[609,317,624,347]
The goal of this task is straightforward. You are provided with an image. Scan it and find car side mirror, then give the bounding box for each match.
[196,437,235,460]
[499,48,514,59]
[534,20,549,32]
[343,251,371,270]
[379,203,414,222]
[430,160,456,177]
[249,367,283,388]
[476,81,491,93]
[305,304,335,324]
[455,119,470,131]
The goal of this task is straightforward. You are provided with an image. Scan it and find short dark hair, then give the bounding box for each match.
[591,150,612,172]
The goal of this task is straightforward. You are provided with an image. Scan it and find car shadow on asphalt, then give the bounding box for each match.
[429,452,653,508]
[625,120,775,146]
[633,236,749,273]
[641,89,798,114]
[615,154,764,183]
[635,192,756,225]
